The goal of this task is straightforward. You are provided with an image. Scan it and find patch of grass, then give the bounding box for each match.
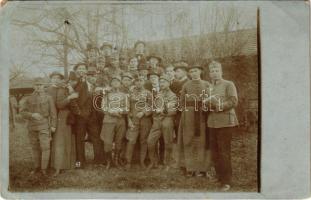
[9,123,258,192]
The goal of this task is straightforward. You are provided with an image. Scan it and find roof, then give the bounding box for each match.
[147,28,257,59]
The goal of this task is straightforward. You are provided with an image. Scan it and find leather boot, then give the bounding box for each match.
[105,152,112,170]
[140,143,147,169]
[125,144,135,169]
[114,150,121,169]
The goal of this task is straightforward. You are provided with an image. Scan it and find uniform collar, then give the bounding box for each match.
[212,78,224,85]
[178,76,188,82]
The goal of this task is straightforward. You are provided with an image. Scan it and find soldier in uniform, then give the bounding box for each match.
[205,61,239,191]
[164,63,175,83]
[125,75,153,169]
[120,72,134,94]
[100,42,113,58]
[138,62,149,81]
[134,40,146,64]
[147,74,177,170]
[119,51,128,72]
[144,71,165,165]
[20,77,57,176]
[144,71,160,93]
[101,75,129,169]
[127,56,139,76]
[146,54,164,75]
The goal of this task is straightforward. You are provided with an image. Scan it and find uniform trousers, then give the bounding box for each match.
[75,115,104,166]
[147,116,174,166]
[101,118,126,152]
[28,129,51,170]
[209,127,233,185]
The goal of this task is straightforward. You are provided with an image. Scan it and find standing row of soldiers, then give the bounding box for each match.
[20,41,239,191]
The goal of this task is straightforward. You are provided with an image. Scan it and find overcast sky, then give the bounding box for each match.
[5,1,257,77]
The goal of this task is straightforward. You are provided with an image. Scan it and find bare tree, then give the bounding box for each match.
[204,6,252,58]
[12,5,127,78]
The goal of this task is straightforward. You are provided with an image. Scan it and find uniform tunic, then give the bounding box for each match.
[177,79,211,172]
[126,86,152,144]
[147,88,177,165]
[101,89,129,152]
[47,86,76,170]
[207,79,238,184]
[125,86,153,165]
[20,92,57,170]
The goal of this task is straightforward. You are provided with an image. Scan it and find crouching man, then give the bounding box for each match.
[147,74,177,171]
[20,77,57,176]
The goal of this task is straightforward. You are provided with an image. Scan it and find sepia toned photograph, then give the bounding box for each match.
[5,1,259,194]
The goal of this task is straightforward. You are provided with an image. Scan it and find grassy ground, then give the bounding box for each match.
[9,122,258,192]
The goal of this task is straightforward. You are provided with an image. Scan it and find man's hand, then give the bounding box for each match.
[94,87,103,95]
[67,92,79,100]
[67,84,75,94]
[136,112,144,119]
[32,113,43,120]
[109,110,122,117]
[155,108,163,114]
[51,127,56,132]
[128,120,135,129]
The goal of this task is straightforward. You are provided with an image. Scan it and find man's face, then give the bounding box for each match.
[159,79,170,90]
[98,57,106,70]
[134,78,145,88]
[150,58,159,68]
[111,79,121,89]
[119,57,128,66]
[135,43,145,54]
[209,67,222,81]
[102,46,112,56]
[75,65,88,77]
[34,84,45,93]
[88,49,97,63]
[111,57,119,68]
[149,75,159,85]
[189,68,201,80]
[139,69,149,77]
[129,57,138,70]
[50,75,62,85]
[87,74,97,85]
[122,77,132,88]
[175,68,186,80]
[165,66,175,80]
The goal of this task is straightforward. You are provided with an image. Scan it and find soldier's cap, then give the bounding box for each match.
[110,75,122,83]
[49,71,64,79]
[33,77,48,85]
[133,74,145,82]
[87,67,97,76]
[208,61,222,70]
[100,42,112,50]
[119,51,128,59]
[187,64,203,71]
[159,74,171,83]
[86,43,99,51]
[147,71,160,78]
[73,63,88,71]
[138,62,149,71]
[134,40,146,48]
[146,54,162,63]
[121,72,133,80]
[174,61,189,71]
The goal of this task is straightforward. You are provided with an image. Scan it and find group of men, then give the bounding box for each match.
[20,40,239,191]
